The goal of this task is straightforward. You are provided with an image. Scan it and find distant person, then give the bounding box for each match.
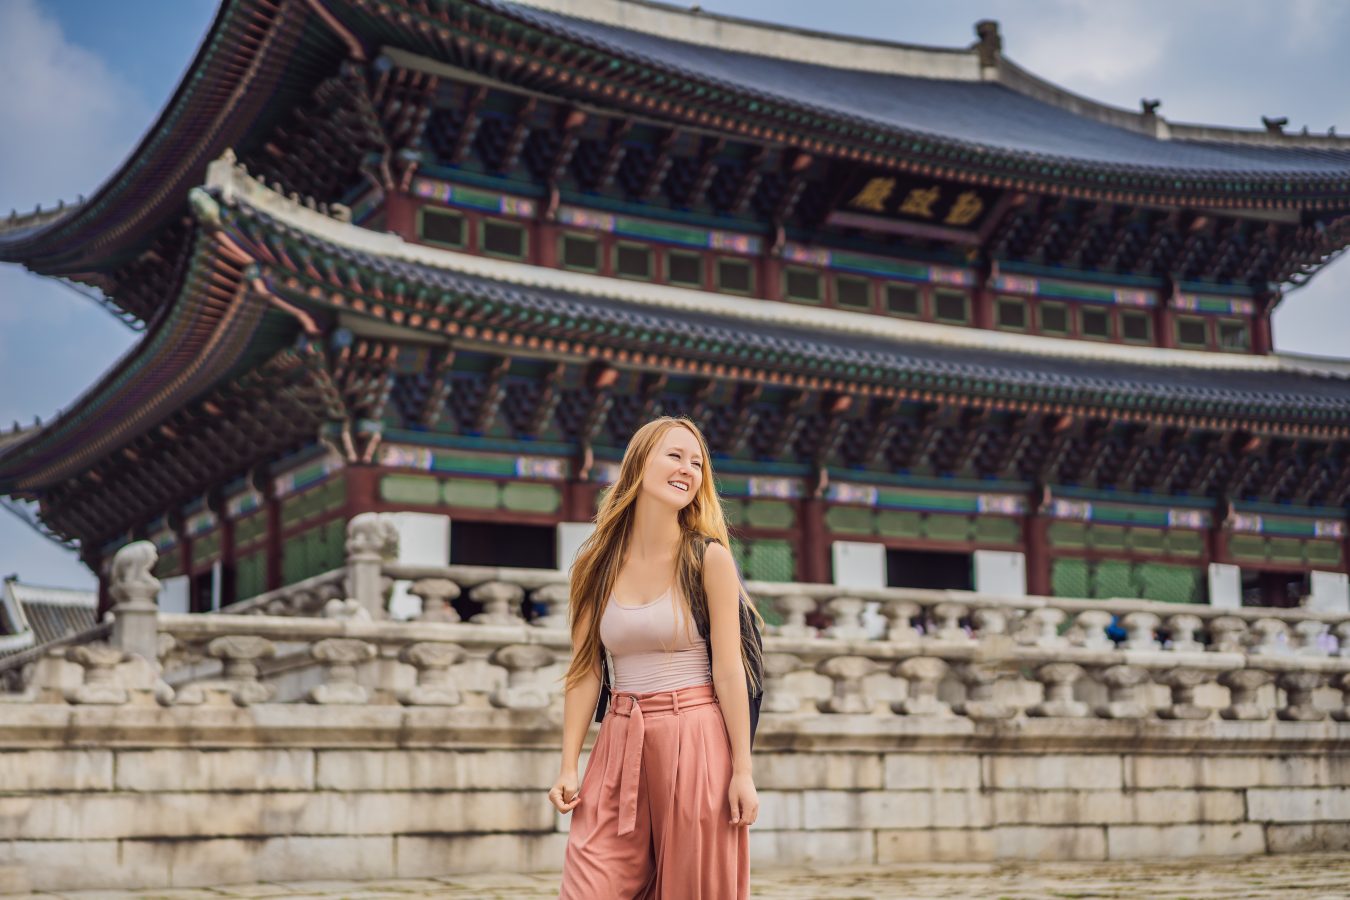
[548,416,764,899]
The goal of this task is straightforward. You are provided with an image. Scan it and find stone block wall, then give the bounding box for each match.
[1,707,1348,892]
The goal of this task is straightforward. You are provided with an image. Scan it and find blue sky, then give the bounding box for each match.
[1,0,1348,588]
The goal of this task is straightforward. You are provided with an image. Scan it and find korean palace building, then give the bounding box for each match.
[2,0,1349,621]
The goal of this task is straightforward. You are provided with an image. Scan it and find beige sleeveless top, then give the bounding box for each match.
[598,584,712,693]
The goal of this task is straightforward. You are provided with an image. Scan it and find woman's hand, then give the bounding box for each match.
[548,769,582,814]
[727,772,758,827]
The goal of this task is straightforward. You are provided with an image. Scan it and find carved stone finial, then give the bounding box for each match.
[974,19,1002,68]
[1262,115,1288,135]
[346,513,399,560]
[110,541,160,609]
[1141,98,1162,116]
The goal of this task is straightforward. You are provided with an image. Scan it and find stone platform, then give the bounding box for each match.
[5,853,1349,899]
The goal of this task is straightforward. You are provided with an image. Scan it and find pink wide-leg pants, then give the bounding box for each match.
[558,682,750,899]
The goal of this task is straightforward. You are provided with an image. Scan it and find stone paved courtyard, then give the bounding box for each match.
[11,853,1349,900]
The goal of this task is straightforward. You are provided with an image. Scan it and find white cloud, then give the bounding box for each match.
[0,0,147,586]
[0,0,149,208]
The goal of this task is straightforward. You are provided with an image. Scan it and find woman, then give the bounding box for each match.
[549,416,762,899]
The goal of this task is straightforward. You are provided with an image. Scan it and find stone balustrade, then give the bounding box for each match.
[3,522,1350,892]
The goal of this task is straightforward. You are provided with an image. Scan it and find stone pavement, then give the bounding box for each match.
[9,853,1350,900]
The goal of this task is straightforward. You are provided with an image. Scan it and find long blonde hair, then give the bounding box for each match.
[564,416,765,692]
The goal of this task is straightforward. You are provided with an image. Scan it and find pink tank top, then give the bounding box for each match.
[598,585,712,693]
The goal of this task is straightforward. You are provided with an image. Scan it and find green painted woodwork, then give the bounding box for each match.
[381,474,440,506]
[501,482,560,514]
[1137,563,1201,604]
[923,513,972,542]
[154,545,184,580]
[234,551,267,604]
[1227,534,1267,562]
[1091,559,1135,598]
[282,519,345,585]
[876,510,922,538]
[722,500,746,527]
[1090,525,1127,551]
[280,478,345,527]
[1165,530,1205,557]
[1048,521,1088,549]
[191,531,222,567]
[825,505,873,534]
[234,511,268,549]
[1269,537,1305,562]
[1053,556,1203,603]
[741,538,796,584]
[442,477,500,509]
[1307,540,1343,566]
[1127,527,1165,554]
[744,500,794,529]
[973,516,1021,545]
[1051,558,1089,598]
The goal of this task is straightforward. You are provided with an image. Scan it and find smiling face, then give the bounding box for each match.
[642,424,704,511]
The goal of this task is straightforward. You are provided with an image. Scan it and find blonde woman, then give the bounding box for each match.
[550,416,764,899]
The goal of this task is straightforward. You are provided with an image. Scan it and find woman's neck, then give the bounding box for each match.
[627,495,683,565]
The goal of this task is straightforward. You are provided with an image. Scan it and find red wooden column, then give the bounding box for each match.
[798,469,831,583]
[1156,278,1176,349]
[383,191,418,242]
[264,485,283,592]
[1023,489,1051,596]
[1250,292,1276,355]
[972,263,994,330]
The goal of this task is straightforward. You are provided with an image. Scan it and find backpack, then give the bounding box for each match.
[593,535,765,746]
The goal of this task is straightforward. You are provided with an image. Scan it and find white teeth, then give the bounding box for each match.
[668,481,689,491]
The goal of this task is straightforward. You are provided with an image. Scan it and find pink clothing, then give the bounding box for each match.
[558,682,750,899]
[598,586,712,693]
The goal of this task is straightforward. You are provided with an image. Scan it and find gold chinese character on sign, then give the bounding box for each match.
[899,186,941,218]
[944,191,984,226]
[848,177,896,212]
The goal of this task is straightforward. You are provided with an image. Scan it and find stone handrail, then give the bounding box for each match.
[7,515,1350,725]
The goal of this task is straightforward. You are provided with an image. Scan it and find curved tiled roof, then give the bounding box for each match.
[221,184,1350,425]
[499,1,1350,179]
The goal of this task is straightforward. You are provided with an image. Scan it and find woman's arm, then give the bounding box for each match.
[549,629,603,814]
[704,541,759,827]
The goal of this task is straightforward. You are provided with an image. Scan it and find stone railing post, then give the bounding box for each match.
[930,602,972,644]
[880,598,921,646]
[772,594,818,639]
[410,578,461,623]
[397,642,465,706]
[307,638,378,704]
[1094,664,1150,719]
[823,596,869,641]
[1027,662,1089,717]
[346,513,399,619]
[109,541,162,666]
[760,652,807,713]
[1276,671,1327,721]
[1291,620,1329,657]
[1156,667,1212,720]
[63,645,133,705]
[1332,672,1350,722]
[894,656,951,716]
[1020,607,1068,648]
[489,644,555,709]
[1120,612,1161,651]
[471,581,526,626]
[1249,618,1291,656]
[816,655,878,714]
[1335,622,1350,658]
[952,661,1012,719]
[1220,668,1272,720]
[530,583,571,629]
[175,636,277,707]
[1072,609,1115,650]
[1165,614,1204,652]
[1208,616,1248,653]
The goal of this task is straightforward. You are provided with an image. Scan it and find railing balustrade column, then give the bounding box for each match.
[894,657,951,716]
[760,652,806,713]
[471,581,526,626]
[1220,668,1273,720]
[307,638,378,704]
[952,661,1013,719]
[397,642,466,706]
[1073,609,1114,650]
[1276,671,1327,722]
[1120,612,1161,651]
[1027,662,1089,717]
[1165,614,1204,652]
[1291,620,1329,657]
[1250,618,1291,656]
[531,583,571,629]
[773,594,819,639]
[489,644,555,709]
[410,578,462,623]
[1156,667,1212,720]
[816,655,878,714]
[1094,664,1150,719]
[823,596,869,641]
[1208,616,1248,653]
[880,598,921,646]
